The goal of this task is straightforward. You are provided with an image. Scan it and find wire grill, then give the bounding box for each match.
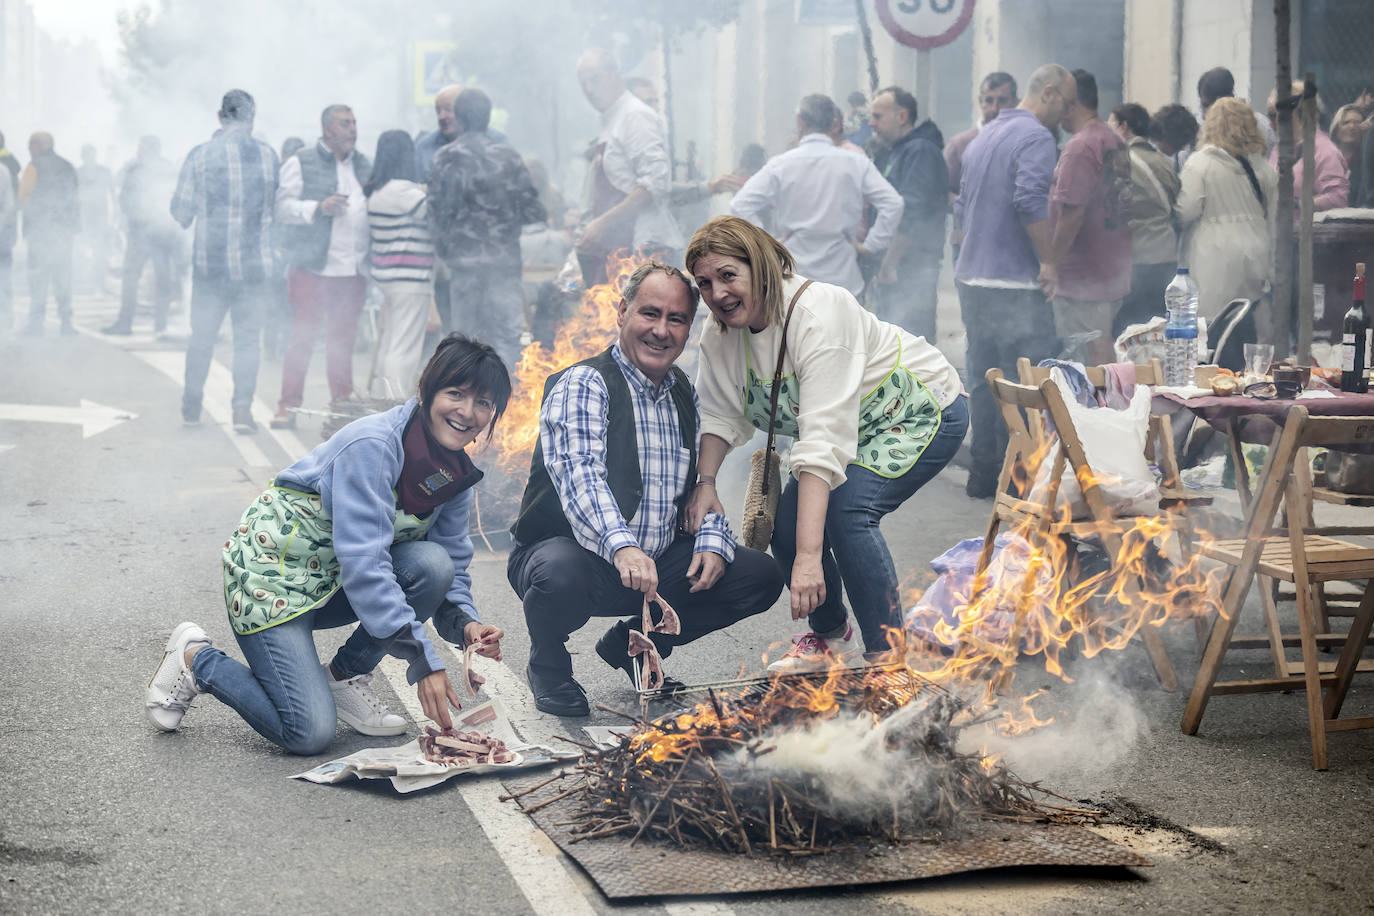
[639,663,958,717]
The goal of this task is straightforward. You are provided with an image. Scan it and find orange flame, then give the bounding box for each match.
[480,253,647,476]
[902,445,1229,716]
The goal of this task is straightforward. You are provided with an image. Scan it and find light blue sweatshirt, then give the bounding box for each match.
[275,399,479,683]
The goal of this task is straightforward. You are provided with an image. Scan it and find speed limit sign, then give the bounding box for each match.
[875,0,976,50]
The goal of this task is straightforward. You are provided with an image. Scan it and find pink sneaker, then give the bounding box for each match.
[766,624,855,673]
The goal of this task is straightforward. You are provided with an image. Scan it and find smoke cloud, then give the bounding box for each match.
[721,694,960,824]
[963,668,1151,785]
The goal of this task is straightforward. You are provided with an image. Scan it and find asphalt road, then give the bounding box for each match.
[2,292,1372,915]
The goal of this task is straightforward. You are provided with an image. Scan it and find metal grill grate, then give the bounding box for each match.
[638,663,959,717]
[501,771,1151,899]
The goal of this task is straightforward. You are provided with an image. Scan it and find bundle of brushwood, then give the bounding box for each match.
[519,670,1101,857]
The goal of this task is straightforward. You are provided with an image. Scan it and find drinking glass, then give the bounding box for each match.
[1244,343,1274,378]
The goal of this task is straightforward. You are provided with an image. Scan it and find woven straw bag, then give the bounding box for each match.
[739,280,812,551]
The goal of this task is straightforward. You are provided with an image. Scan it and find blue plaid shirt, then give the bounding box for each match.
[540,344,735,564]
[170,126,279,283]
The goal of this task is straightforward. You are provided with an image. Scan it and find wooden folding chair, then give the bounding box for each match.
[1182,406,1374,770]
[1274,454,1374,635]
[1017,358,1214,651]
[968,369,1180,691]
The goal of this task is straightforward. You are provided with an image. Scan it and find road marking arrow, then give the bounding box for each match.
[0,399,138,438]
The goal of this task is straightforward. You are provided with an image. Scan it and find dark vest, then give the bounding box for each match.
[23,150,80,241]
[511,348,698,548]
[280,143,372,272]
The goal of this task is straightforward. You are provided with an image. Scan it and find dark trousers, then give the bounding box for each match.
[872,258,941,343]
[1114,261,1175,337]
[507,535,783,680]
[447,259,525,371]
[116,227,175,331]
[577,246,677,290]
[26,234,74,325]
[956,282,1059,488]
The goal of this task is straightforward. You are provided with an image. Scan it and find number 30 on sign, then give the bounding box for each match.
[875,0,976,50]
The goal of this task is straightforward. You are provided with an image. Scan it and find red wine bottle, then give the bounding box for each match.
[1341,262,1369,393]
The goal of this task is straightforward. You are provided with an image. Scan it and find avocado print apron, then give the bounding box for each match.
[222,483,430,636]
[743,334,943,478]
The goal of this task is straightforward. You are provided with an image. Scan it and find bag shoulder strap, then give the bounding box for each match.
[1130,148,1172,211]
[764,279,813,456]
[1234,153,1268,217]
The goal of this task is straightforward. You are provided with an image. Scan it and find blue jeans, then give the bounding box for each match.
[191,540,453,755]
[771,397,969,654]
[182,271,265,415]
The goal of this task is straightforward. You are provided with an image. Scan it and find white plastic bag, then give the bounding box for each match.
[1029,368,1160,519]
[1114,316,1206,364]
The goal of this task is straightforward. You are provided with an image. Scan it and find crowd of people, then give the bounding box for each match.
[3,48,1371,752]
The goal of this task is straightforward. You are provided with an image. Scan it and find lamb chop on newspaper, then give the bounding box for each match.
[418,726,516,766]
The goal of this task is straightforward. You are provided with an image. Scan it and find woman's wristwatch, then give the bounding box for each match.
[694,475,716,488]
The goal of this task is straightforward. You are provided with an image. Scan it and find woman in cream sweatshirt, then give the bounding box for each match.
[684,216,967,671]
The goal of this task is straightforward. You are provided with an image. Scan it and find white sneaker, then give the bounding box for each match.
[766,624,856,674]
[327,666,408,736]
[146,622,210,731]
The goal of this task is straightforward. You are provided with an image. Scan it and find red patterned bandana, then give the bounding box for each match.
[397,410,482,516]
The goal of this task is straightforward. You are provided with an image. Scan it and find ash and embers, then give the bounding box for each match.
[515,667,1102,858]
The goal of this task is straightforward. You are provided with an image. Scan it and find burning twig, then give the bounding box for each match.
[521,666,1101,858]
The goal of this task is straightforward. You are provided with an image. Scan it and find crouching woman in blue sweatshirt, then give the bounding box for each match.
[145,335,511,754]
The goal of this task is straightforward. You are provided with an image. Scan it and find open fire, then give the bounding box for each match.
[900,452,1231,707]
[513,666,1101,857]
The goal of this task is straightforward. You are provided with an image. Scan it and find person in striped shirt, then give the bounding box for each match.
[365,130,434,398]
[170,89,279,433]
[507,261,783,716]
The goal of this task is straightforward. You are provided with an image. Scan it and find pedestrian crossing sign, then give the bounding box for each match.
[414,42,462,104]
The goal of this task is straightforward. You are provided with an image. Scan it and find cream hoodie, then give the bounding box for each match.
[696,275,961,489]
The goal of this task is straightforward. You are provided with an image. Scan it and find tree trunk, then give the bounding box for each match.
[1297,74,1317,365]
[1272,0,1294,352]
[855,0,879,96]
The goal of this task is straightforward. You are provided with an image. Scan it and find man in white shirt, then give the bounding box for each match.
[574,49,683,287]
[729,94,903,297]
[270,104,372,429]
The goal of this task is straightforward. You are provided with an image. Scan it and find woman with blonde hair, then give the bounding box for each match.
[684,216,967,671]
[1329,103,1369,198]
[1177,97,1279,321]
[1265,82,1348,212]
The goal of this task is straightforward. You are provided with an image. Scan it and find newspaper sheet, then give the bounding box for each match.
[292,699,565,794]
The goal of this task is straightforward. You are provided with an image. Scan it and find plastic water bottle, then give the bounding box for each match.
[1164,268,1200,386]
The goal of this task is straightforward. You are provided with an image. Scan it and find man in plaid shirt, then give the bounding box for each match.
[507,262,783,716]
[170,89,279,433]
